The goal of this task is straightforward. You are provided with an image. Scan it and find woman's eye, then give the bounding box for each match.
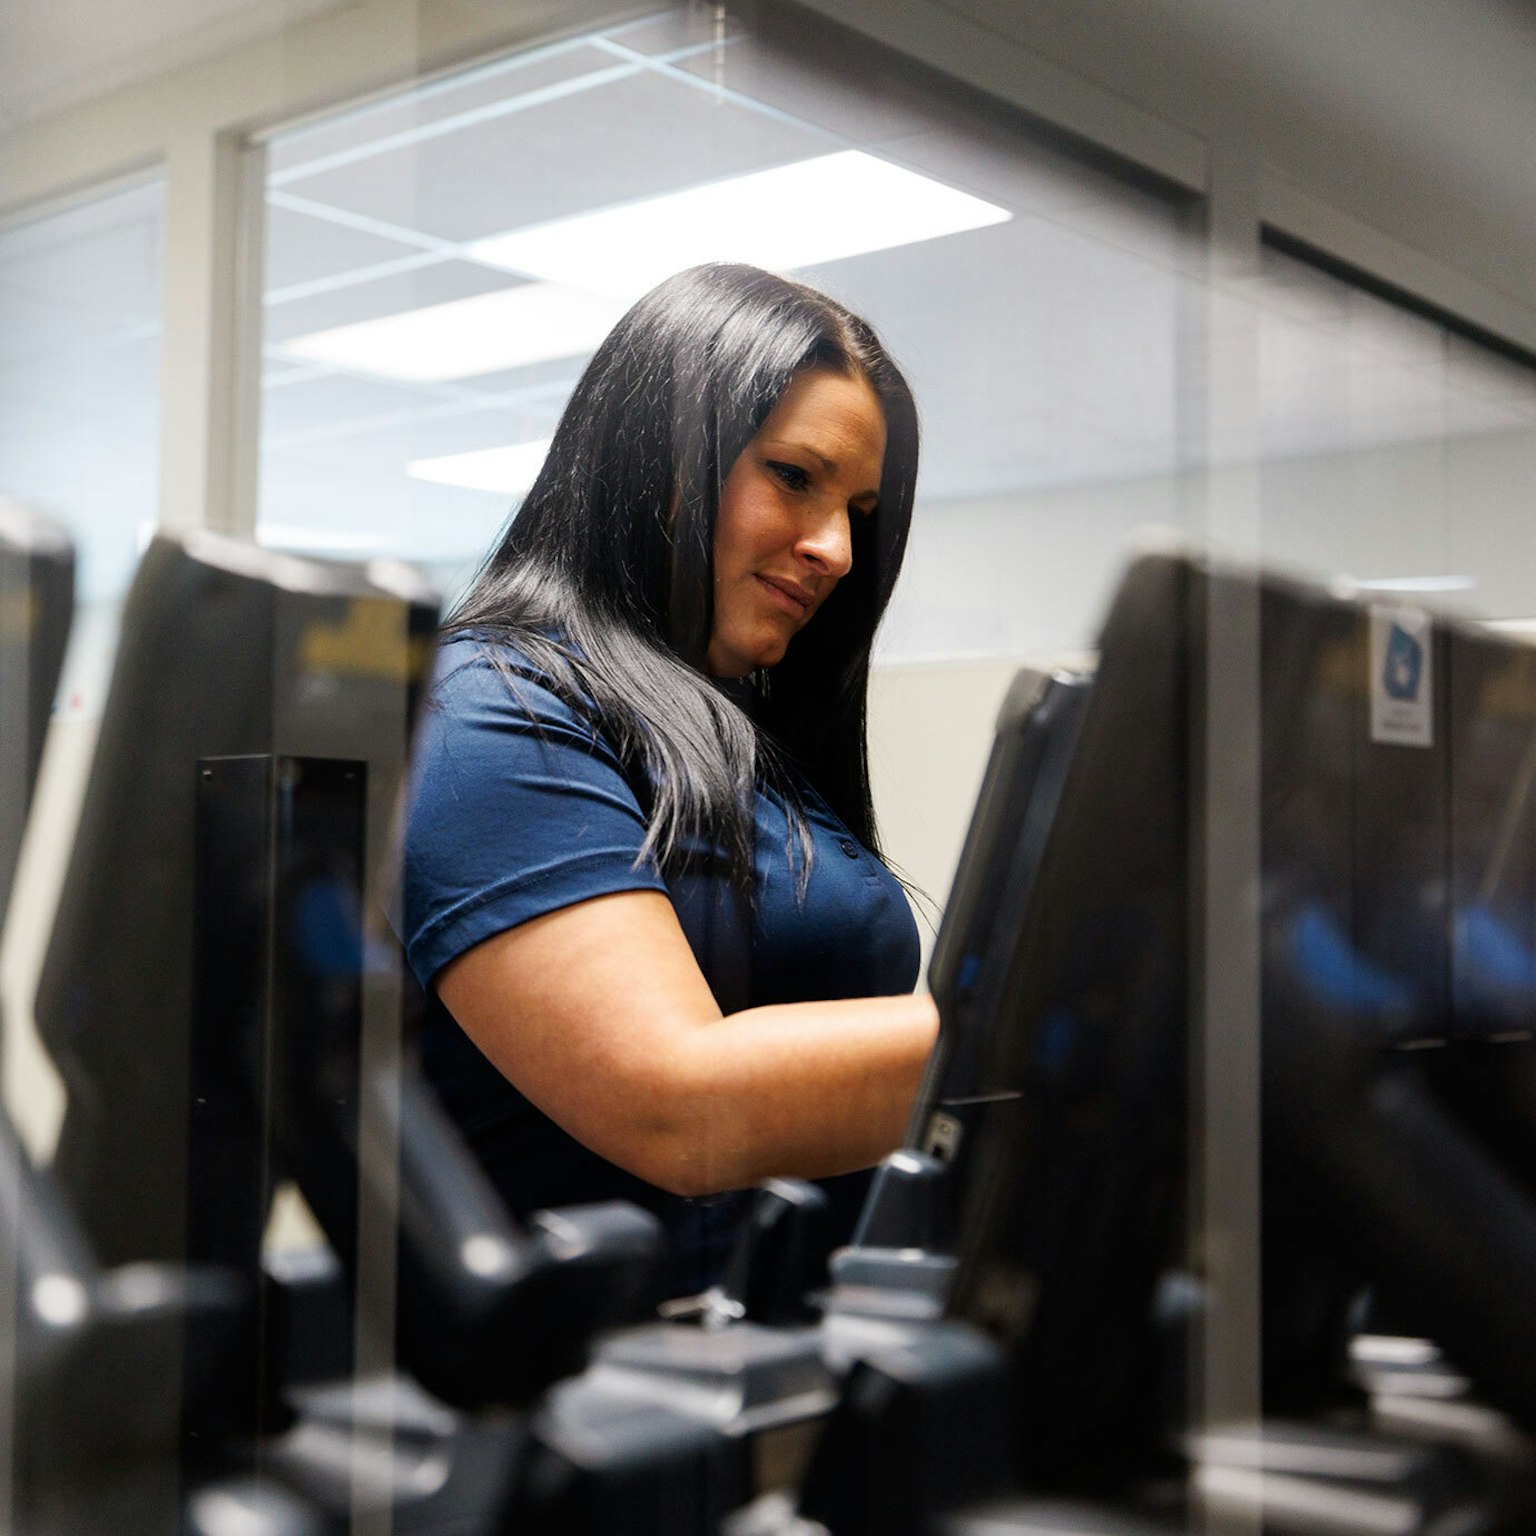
[767,461,810,492]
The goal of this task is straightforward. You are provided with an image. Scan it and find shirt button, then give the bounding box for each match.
[838,838,860,859]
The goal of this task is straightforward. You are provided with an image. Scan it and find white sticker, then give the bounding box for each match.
[1370,605,1433,747]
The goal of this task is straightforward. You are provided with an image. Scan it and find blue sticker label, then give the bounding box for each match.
[1382,622,1423,700]
[1370,605,1433,747]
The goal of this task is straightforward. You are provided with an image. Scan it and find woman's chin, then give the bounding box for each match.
[707,630,791,677]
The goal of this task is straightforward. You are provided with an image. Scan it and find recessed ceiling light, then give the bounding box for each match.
[1349,575,1477,592]
[407,439,553,496]
[468,150,1011,297]
[279,284,626,382]
[257,523,396,552]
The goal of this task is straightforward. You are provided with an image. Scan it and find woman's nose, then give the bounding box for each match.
[798,509,853,578]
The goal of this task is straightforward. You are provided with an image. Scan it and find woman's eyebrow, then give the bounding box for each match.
[763,437,881,501]
[761,436,836,471]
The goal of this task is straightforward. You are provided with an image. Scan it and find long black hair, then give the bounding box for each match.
[449,263,919,892]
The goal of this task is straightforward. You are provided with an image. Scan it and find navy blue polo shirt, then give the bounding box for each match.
[400,633,920,1296]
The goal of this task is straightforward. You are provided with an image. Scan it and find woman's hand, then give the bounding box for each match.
[436,889,940,1198]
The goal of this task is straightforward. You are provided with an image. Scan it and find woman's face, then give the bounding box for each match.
[706,367,887,679]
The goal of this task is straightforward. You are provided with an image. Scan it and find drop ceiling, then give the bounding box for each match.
[3,4,1536,639]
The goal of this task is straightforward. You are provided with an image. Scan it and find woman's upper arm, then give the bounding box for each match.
[435,889,724,1192]
[403,656,666,962]
[403,649,723,1188]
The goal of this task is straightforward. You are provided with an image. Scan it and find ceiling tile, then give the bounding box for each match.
[276,69,831,244]
[268,42,617,182]
[264,259,518,344]
[263,202,427,293]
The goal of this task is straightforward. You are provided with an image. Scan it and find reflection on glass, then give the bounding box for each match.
[255,5,1188,643]
[1251,245,1536,623]
[0,176,163,716]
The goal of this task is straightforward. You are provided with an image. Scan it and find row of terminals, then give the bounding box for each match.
[3,512,1536,1532]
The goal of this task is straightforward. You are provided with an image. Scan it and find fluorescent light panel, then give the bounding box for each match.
[279,283,626,382]
[281,155,1007,382]
[408,438,553,496]
[469,150,1012,298]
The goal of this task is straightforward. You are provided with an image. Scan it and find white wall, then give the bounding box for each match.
[868,655,1025,966]
[883,423,1536,664]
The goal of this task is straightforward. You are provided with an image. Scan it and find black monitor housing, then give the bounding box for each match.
[36,531,438,1273]
[873,552,1536,1488]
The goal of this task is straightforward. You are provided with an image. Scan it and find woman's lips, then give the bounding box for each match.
[755,574,813,618]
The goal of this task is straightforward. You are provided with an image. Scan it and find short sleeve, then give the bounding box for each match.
[400,637,668,988]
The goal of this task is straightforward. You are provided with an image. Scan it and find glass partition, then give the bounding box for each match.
[1251,242,1536,614]
[0,175,166,1163]
[237,15,1536,1533]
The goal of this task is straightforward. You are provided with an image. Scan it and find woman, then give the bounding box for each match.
[401,263,939,1291]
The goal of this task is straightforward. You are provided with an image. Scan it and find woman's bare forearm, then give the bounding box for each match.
[438,891,939,1198]
[657,992,940,1197]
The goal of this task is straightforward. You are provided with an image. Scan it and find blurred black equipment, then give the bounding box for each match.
[793,551,1536,1534]
[0,512,323,1534]
[936,553,1197,1487]
[37,531,439,1274]
[30,529,686,1532]
[0,500,73,918]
